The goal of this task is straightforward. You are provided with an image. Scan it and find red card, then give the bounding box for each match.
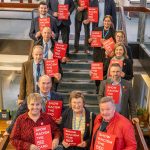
[88,7,98,23]
[79,0,89,8]
[53,42,67,59]
[64,128,81,146]
[105,85,120,104]
[110,59,123,68]
[58,4,69,20]
[91,62,103,80]
[91,31,102,47]
[46,100,62,121]
[44,59,58,77]
[39,18,50,32]
[94,131,116,150]
[34,125,52,150]
[103,37,115,56]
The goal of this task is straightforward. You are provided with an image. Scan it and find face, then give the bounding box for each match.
[71,97,84,114]
[32,47,43,64]
[103,17,112,29]
[115,32,124,43]
[28,100,42,116]
[42,28,52,42]
[38,4,48,15]
[38,76,52,95]
[115,46,124,58]
[110,66,121,81]
[100,102,115,122]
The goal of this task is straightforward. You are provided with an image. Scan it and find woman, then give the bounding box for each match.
[60,90,95,150]
[10,93,61,150]
[89,15,116,93]
[107,43,133,80]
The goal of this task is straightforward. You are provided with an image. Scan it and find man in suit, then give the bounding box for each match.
[29,1,58,42]
[18,45,61,106]
[46,0,75,60]
[98,63,139,123]
[4,75,63,135]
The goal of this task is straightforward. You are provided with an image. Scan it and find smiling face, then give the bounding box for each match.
[38,4,48,16]
[110,66,122,81]
[99,101,115,122]
[71,97,84,114]
[115,45,125,58]
[32,46,43,64]
[103,17,112,29]
[115,32,124,43]
[42,27,52,42]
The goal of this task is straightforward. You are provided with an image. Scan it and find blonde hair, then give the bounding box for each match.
[69,90,85,107]
[115,30,125,38]
[42,27,52,34]
[32,45,44,54]
[27,93,42,105]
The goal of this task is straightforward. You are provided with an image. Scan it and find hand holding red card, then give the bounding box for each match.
[44,59,59,77]
[91,62,103,80]
[39,18,50,32]
[94,131,116,150]
[34,125,52,150]
[53,42,67,59]
[58,4,69,20]
[64,128,81,146]
[90,31,102,47]
[105,85,120,104]
[88,7,98,23]
[46,100,62,121]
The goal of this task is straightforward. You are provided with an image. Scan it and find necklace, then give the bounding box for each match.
[103,28,109,39]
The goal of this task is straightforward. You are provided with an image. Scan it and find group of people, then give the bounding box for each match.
[2,0,140,149]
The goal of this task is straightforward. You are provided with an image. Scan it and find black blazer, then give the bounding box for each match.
[29,16,58,41]
[46,0,75,26]
[60,108,96,150]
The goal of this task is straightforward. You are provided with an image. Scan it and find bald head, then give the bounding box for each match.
[42,27,52,42]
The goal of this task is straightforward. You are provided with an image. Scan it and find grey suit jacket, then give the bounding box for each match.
[98,79,137,119]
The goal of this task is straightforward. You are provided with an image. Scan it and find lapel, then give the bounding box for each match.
[30,60,34,89]
[37,16,40,31]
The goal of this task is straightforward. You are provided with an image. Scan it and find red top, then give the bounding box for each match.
[10,112,61,150]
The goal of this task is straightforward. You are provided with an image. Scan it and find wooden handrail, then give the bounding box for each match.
[0,135,9,150]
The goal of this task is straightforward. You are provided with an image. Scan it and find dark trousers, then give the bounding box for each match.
[74,18,90,50]
[57,23,70,56]
[92,22,98,30]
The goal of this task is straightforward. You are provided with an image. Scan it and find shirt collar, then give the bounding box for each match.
[33,60,43,65]
[40,14,47,18]
[111,78,121,85]
[40,91,51,100]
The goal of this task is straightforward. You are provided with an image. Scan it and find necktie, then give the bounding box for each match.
[36,64,40,92]
[42,96,49,112]
[44,43,48,59]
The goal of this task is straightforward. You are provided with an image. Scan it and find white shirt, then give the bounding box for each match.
[43,39,53,59]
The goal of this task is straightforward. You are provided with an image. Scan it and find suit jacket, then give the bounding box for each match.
[98,79,137,119]
[60,108,96,150]
[7,91,64,134]
[105,0,117,29]
[29,16,58,41]
[46,0,75,26]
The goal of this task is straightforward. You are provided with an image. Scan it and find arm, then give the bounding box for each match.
[46,0,56,16]
[29,18,38,41]
[98,81,106,101]
[69,0,75,14]
[111,0,117,29]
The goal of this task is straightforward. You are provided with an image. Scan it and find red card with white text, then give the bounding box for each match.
[64,128,81,146]
[91,62,103,80]
[103,37,115,56]
[58,4,69,20]
[39,18,50,32]
[105,85,120,104]
[94,131,116,150]
[88,7,98,23]
[91,31,102,47]
[79,0,89,8]
[34,125,52,150]
[110,59,123,68]
[46,100,62,121]
[53,42,67,59]
[44,59,58,77]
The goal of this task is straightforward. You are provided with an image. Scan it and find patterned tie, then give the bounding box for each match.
[42,96,49,112]
[44,43,48,59]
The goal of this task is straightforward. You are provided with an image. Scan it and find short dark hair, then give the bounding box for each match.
[110,63,122,69]
[39,1,47,7]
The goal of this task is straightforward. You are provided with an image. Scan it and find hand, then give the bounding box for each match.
[132,117,139,124]
[61,57,67,63]
[89,70,92,76]
[55,116,62,124]
[77,6,85,12]
[62,140,70,148]
[53,12,58,17]
[35,31,41,39]
[51,31,55,39]
[77,141,87,148]
[30,144,40,150]
[3,131,10,136]
[88,38,93,43]
[17,99,24,106]
[54,73,61,81]
[52,138,59,150]
[83,19,90,24]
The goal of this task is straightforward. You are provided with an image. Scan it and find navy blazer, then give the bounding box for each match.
[46,0,75,26]
[29,15,58,41]
[7,91,64,134]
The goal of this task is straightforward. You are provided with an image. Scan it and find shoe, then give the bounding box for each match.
[84,50,90,54]
[72,49,78,54]
[66,57,71,62]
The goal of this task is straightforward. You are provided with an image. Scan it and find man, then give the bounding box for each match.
[4,75,63,135]
[29,1,58,42]
[46,0,75,60]
[90,97,137,150]
[98,63,139,122]
[18,45,61,105]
